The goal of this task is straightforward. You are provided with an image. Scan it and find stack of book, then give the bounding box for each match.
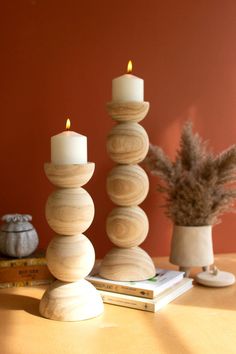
[0,251,54,288]
[86,268,193,312]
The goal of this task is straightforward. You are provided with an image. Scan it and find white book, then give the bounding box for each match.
[86,268,185,299]
[99,278,193,312]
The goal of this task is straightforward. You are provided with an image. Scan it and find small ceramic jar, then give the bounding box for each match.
[0,214,39,258]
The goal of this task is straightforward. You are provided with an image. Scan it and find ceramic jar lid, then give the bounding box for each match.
[196,266,235,287]
[1,214,34,232]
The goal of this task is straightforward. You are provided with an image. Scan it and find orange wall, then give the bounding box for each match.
[1,0,236,258]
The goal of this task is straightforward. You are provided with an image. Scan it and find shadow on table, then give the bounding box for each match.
[173,281,236,311]
[0,293,41,317]
[156,254,236,311]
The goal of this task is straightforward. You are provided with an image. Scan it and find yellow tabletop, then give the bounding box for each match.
[0,254,235,354]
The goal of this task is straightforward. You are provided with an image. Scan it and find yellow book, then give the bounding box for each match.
[0,251,54,284]
[0,279,53,289]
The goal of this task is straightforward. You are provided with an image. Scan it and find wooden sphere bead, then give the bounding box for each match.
[46,188,94,235]
[107,165,149,206]
[99,246,156,281]
[106,206,149,247]
[44,162,95,188]
[46,234,95,281]
[39,279,104,321]
[106,101,150,123]
[107,122,149,164]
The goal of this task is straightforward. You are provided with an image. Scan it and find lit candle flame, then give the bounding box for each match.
[66,118,71,130]
[127,60,132,74]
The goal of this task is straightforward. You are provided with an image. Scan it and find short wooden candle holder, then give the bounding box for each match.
[99,101,156,281]
[39,163,104,321]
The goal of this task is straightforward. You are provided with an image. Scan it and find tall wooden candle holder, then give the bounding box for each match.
[99,101,156,281]
[39,163,104,321]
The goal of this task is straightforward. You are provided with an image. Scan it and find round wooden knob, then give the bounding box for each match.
[106,206,149,248]
[46,234,95,281]
[99,246,156,281]
[107,122,149,164]
[107,165,149,206]
[45,188,94,235]
[44,162,95,188]
[106,101,150,122]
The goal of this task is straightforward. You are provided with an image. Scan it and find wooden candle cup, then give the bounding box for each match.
[44,162,95,188]
[39,279,103,322]
[106,101,150,122]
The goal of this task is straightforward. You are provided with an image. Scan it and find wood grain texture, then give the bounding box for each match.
[99,246,156,281]
[2,255,236,353]
[107,165,149,206]
[106,206,149,248]
[45,188,94,235]
[106,122,149,164]
[106,101,149,122]
[39,279,104,321]
[44,163,95,188]
[46,234,95,281]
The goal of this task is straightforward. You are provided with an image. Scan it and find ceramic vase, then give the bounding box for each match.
[170,225,214,276]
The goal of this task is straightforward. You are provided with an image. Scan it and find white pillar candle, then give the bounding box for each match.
[51,119,87,164]
[112,61,144,102]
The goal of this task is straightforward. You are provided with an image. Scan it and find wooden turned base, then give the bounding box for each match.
[39,279,104,321]
[99,246,156,281]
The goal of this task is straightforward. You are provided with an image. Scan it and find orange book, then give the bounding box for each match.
[0,251,54,285]
[0,264,54,283]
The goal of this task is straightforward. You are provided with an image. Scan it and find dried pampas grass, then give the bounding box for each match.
[145,122,236,226]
